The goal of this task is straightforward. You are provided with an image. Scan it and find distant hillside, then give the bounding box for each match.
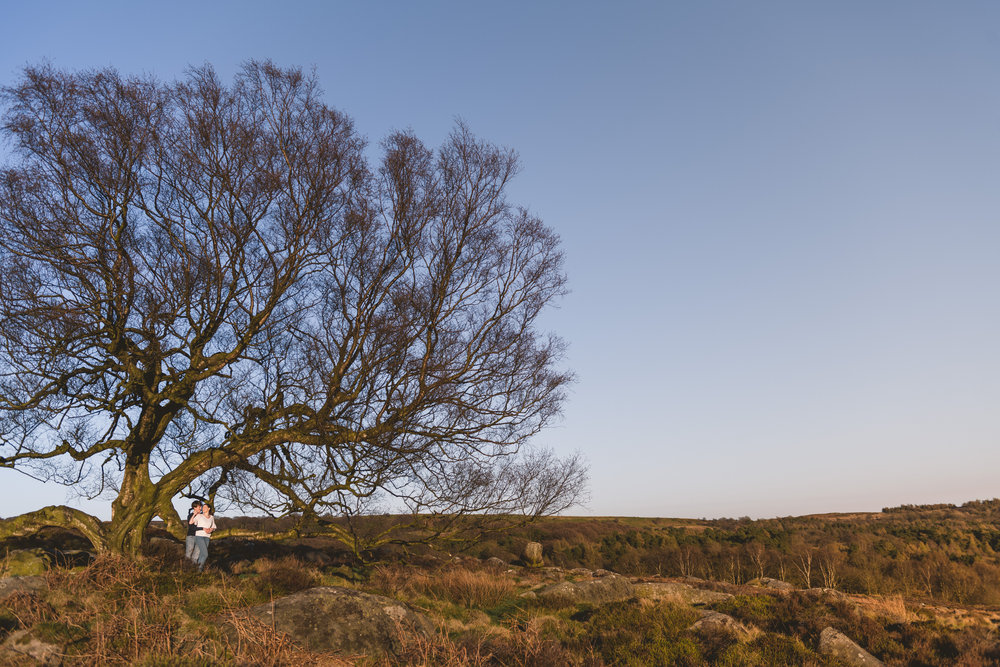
[470,499,1000,606]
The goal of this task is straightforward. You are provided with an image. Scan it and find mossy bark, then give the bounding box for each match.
[108,460,154,554]
[0,506,108,552]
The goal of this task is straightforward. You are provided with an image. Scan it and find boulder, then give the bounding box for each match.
[747,577,796,592]
[804,587,850,602]
[0,628,63,666]
[484,556,507,569]
[536,574,635,606]
[523,542,543,567]
[690,610,758,641]
[240,586,432,657]
[4,549,50,576]
[0,576,47,602]
[818,627,884,667]
[635,581,732,606]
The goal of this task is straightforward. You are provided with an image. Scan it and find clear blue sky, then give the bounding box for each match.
[2,1,999,519]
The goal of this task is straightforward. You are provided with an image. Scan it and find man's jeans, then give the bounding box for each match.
[185,535,198,561]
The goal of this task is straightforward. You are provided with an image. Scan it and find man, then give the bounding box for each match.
[185,500,202,564]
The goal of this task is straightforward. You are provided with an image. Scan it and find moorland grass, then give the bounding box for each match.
[2,545,1000,665]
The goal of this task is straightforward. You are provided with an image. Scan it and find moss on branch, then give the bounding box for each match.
[0,505,107,552]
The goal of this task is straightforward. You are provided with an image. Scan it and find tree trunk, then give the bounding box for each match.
[108,456,158,555]
[105,505,156,555]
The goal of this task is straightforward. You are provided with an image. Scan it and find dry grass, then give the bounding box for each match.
[0,552,335,665]
[860,593,911,622]
[372,564,516,609]
[364,622,601,667]
[3,547,998,666]
[364,627,494,667]
[245,555,325,597]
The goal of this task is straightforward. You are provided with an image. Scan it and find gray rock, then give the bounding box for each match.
[523,542,543,567]
[485,557,507,569]
[818,627,884,666]
[1,628,63,666]
[690,610,758,641]
[0,575,47,602]
[635,581,732,606]
[3,549,50,576]
[747,577,796,592]
[240,586,432,657]
[569,568,593,577]
[804,587,850,602]
[536,574,635,606]
[592,569,616,578]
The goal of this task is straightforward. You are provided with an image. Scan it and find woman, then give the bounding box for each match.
[191,503,217,571]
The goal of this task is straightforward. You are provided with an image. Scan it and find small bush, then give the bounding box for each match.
[183,588,228,619]
[717,633,821,666]
[713,595,777,627]
[582,601,701,666]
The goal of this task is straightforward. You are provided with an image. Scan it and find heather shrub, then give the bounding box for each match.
[580,601,701,666]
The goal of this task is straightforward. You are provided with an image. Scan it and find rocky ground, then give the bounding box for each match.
[0,538,999,665]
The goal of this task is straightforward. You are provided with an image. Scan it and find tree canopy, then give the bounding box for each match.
[0,61,585,554]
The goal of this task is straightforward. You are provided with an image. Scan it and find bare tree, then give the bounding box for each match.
[794,546,815,588]
[0,62,584,554]
[746,541,767,580]
[818,542,844,589]
[677,546,694,578]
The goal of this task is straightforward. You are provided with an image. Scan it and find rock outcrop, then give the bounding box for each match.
[0,628,63,666]
[240,586,432,657]
[485,557,507,569]
[0,575,47,602]
[536,574,635,605]
[747,577,796,592]
[818,627,884,666]
[4,549,50,576]
[690,610,758,641]
[635,581,732,606]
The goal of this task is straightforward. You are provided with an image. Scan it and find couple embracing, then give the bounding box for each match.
[184,500,216,571]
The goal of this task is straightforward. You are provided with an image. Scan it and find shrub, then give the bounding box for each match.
[719,633,822,666]
[713,595,777,627]
[581,601,701,666]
